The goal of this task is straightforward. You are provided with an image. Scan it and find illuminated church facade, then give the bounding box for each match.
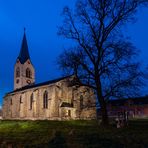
[2,31,96,120]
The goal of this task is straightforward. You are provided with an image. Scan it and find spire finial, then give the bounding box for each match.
[24,27,26,32]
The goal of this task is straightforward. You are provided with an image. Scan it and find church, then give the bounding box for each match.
[2,31,96,120]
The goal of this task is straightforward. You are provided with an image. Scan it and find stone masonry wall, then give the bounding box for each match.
[3,78,96,120]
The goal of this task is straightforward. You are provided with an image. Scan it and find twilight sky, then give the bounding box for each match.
[0,0,148,106]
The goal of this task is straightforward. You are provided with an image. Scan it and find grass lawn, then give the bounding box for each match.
[0,119,148,148]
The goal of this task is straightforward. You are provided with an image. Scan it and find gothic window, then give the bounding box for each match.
[20,96,23,104]
[80,95,83,109]
[30,93,33,110]
[87,100,91,107]
[16,67,20,77]
[43,91,48,109]
[10,98,12,105]
[26,68,32,78]
[71,97,74,107]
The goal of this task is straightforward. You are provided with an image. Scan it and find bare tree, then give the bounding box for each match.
[57,0,148,126]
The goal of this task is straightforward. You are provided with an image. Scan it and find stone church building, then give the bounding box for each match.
[2,31,96,120]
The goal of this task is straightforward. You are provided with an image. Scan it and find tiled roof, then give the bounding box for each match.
[7,75,73,95]
[108,96,148,106]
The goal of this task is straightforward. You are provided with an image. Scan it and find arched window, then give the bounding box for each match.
[10,98,12,105]
[16,67,20,77]
[30,93,33,110]
[43,91,48,109]
[26,68,32,78]
[80,95,83,109]
[20,96,23,104]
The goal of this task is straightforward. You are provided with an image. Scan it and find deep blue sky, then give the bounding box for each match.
[0,0,148,107]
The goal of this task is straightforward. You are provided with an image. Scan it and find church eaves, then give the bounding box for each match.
[17,29,30,64]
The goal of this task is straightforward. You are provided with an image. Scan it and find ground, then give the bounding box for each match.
[0,119,148,147]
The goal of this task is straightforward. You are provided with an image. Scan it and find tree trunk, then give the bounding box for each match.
[98,96,109,126]
[96,78,109,126]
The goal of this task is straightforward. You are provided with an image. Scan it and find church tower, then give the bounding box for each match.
[14,29,35,90]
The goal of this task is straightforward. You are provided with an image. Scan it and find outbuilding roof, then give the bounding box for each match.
[108,96,148,106]
[61,102,73,108]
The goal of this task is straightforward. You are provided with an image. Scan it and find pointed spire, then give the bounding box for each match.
[18,29,30,64]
